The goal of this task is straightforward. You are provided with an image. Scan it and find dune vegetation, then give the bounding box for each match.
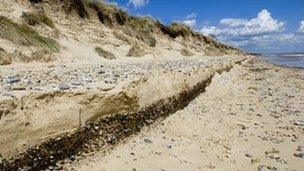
[21,12,55,28]
[0,16,60,52]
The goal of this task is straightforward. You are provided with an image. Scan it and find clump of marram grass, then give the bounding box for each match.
[0,47,12,65]
[123,28,156,47]
[63,0,89,18]
[127,45,146,57]
[113,31,133,45]
[157,22,193,39]
[0,16,60,52]
[180,48,194,57]
[95,47,115,59]
[123,16,157,47]
[21,12,55,28]
[88,1,128,27]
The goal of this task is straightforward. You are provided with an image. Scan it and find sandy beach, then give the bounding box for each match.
[0,1,303,170]
[63,58,304,171]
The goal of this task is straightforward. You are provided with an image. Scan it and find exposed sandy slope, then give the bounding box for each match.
[0,56,244,160]
[66,59,304,171]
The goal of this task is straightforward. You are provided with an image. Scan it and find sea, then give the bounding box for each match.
[262,53,304,69]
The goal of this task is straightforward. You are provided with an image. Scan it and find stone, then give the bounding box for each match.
[83,76,93,83]
[245,154,253,158]
[294,153,304,158]
[5,76,20,84]
[143,138,153,144]
[294,121,304,127]
[58,83,70,91]
[71,80,83,86]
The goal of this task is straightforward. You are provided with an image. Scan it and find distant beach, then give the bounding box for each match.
[263,53,304,68]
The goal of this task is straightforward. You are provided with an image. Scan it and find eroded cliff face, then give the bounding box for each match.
[0,57,244,160]
[0,57,245,170]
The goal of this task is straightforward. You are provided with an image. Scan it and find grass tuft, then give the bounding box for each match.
[157,22,192,39]
[22,12,55,28]
[95,47,115,60]
[0,16,60,52]
[63,0,89,18]
[0,48,12,65]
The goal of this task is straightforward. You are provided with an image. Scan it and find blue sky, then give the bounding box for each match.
[109,0,304,53]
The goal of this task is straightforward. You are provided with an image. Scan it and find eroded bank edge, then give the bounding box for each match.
[0,59,245,170]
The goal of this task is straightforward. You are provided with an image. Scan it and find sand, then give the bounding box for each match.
[65,59,304,171]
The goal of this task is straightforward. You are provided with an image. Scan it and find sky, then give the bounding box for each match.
[108,0,304,53]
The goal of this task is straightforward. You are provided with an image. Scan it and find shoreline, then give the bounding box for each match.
[259,55,304,70]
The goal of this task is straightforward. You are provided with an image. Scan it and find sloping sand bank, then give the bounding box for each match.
[0,57,244,170]
[66,58,304,171]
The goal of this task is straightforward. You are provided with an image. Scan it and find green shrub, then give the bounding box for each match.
[0,16,60,52]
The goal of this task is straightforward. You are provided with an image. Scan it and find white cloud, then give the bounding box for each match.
[219,18,248,27]
[185,13,197,19]
[182,19,197,28]
[180,13,197,28]
[197,9,304,52]
[299,20,304,33]
[128,0,149,8]
[201,9,285,37]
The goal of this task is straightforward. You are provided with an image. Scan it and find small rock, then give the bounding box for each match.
[294,121,304,127]
[294,153,304,158]
[58,83,70,91]
[5,76,20,84]
[83,76,93,83]
[11,83,26,91]
[245,154,253,158]
[144,138,153,144]
[71,80,83,86]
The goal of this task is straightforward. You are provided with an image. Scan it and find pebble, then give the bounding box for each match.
[58,83,70,91]
[293,153,304,158]
[5,76,20,84]
[245,154,253,158]
[143,138,153,144]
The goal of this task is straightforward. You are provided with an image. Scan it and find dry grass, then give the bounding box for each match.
[0,16,60,52]
[127,45,146,57]
[95,47,115,59]
[113,31,133,45]
[26,0,243,55]
[157,22,193,39]
[22,12,55,28]
[124,16,157,47]
[0,48,12,65]
[63,0,89,18]
[180,48,194,57]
